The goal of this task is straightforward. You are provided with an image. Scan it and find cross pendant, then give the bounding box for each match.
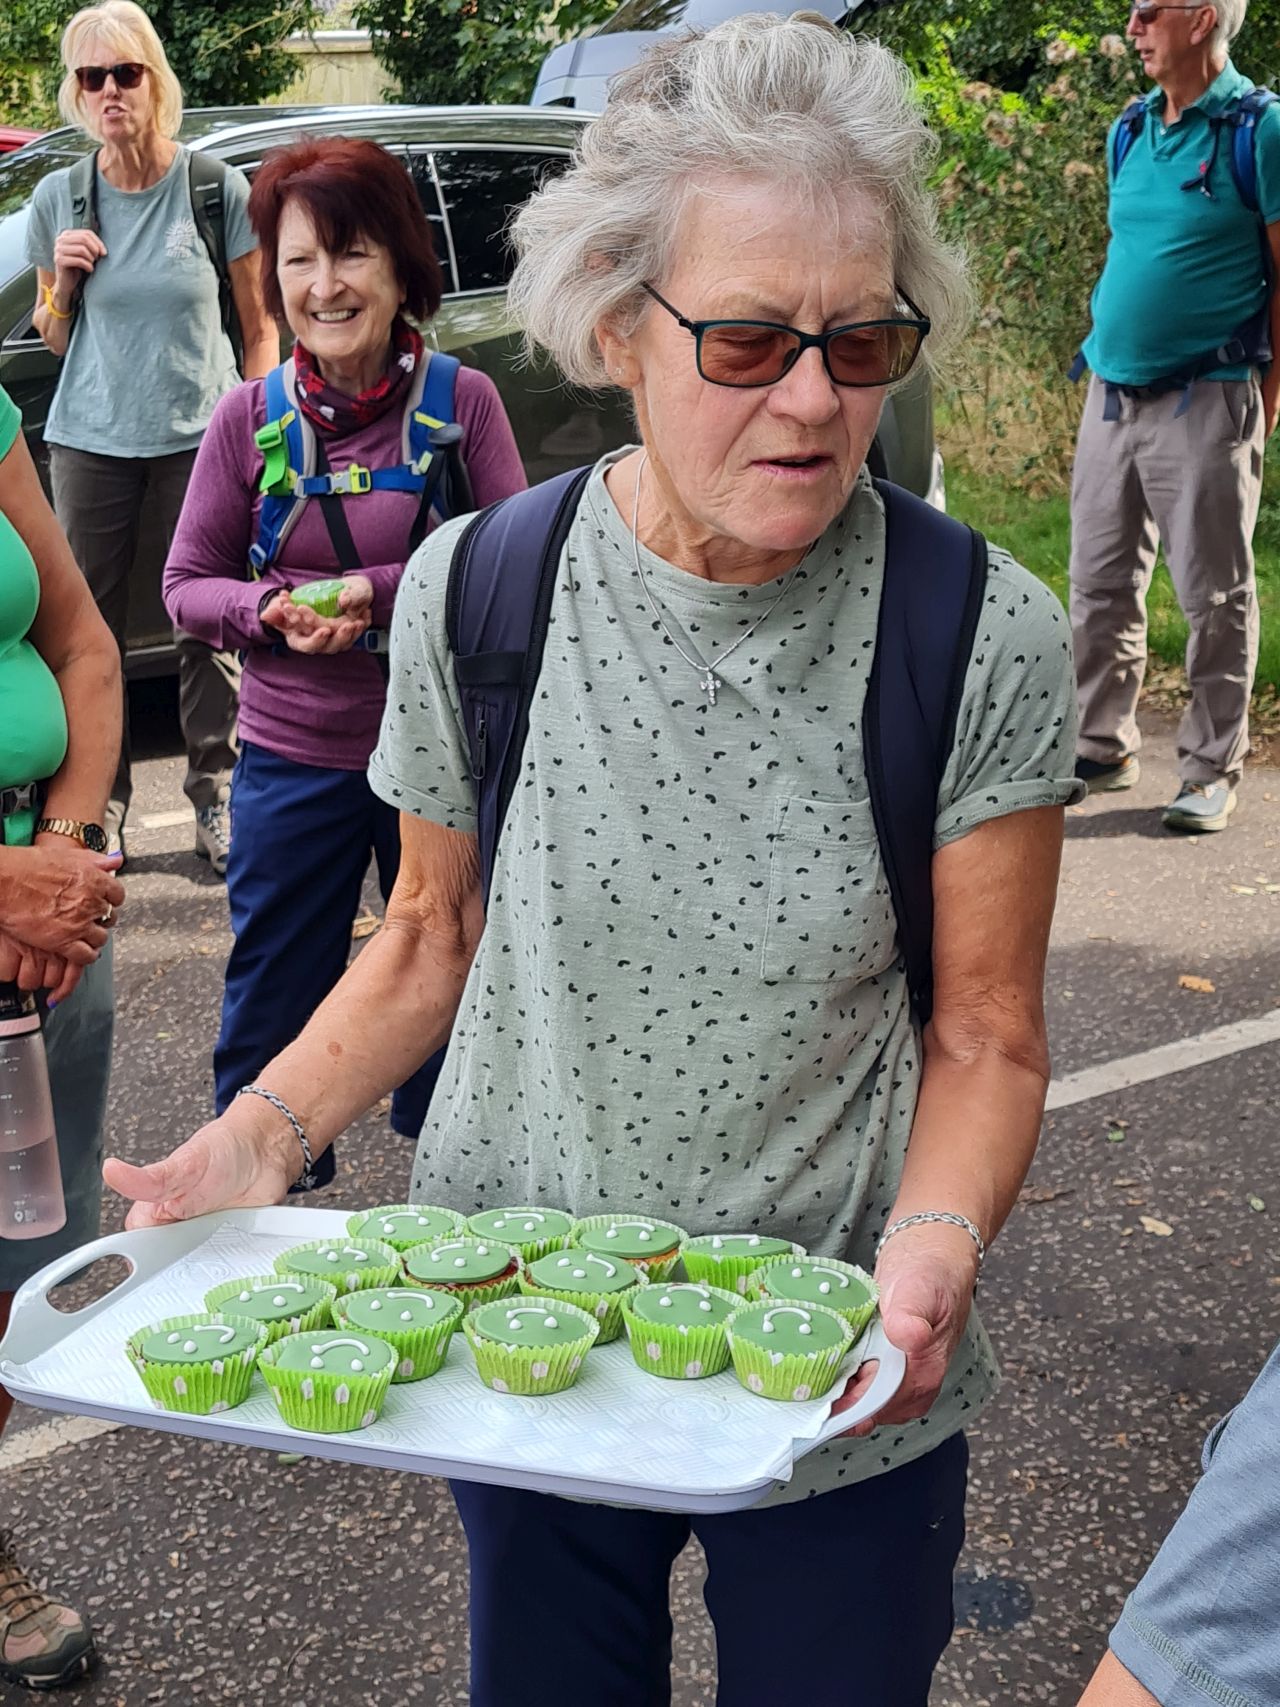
[700,669,720,706]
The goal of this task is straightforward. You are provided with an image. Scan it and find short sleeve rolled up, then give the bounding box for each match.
[219,162,256,263]
[367,516,478,832]
[933,547,1084,848]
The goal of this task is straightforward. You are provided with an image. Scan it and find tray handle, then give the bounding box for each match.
[808,1322,908,1449]
[0,1226,157,1371]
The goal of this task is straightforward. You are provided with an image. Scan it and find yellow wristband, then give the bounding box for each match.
[42,283,71,321]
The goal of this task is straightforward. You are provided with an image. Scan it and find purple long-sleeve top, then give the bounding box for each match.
[164,364,526,771]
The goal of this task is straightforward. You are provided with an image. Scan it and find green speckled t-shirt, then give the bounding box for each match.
[369,453,1082,1502]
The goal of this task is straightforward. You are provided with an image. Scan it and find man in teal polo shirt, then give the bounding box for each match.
[1070,0,1280,833]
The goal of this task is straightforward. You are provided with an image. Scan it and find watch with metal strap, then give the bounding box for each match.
[35,817,109,854]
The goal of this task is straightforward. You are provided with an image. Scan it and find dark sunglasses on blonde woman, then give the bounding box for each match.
[75,62,146,92]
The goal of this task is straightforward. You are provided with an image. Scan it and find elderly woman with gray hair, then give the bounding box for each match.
[107,15,1081,1702]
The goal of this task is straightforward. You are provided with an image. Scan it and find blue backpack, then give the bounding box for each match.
[444,472,989,1026]
[249,351,471,585]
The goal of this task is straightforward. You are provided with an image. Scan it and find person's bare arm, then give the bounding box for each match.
[229,251,279,382]
[32,221,106,357]
[104,814,484,1225]
[836,804,1063,1430]
[1078,1652,1160,1706]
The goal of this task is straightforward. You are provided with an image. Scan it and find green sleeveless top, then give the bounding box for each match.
[0,386,68,800]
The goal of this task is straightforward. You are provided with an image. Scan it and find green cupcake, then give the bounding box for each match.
[346,1204,463,1251]
[464,1206,574,1263]
[725,1299,855,1402]
[258,1328,397,1433]
[274,1237,400,1293]
[464,1295,599,1395]
[569,1213,687,1280]
[203,1275,337,1344]
[332,1286,462,1382]
[621,1281,739,1379]
[682,1233,805,1297]
[127,1314,267,1415]
[519,1248,646,1344]
[752,1256,879,1337]
[402,1235,521,1309]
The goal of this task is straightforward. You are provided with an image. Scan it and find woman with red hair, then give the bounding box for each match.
[163,137,525,1183]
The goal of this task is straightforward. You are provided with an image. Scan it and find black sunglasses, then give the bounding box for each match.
[75,62,146,92]
[1128,3,1205,22]
[641,282,930,389]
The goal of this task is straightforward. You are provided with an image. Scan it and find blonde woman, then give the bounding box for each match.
[26,0,277,876]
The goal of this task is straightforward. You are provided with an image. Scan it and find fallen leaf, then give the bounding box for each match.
[155,1031,171,1040]
[1019,1185,1074,1205]
[1248,1194,1267,1213]
[1229,885,1257,896]
[1178,974,1216,993]
[1140,1215,1174,1237]
[351,914,380,940]
[1113,1177,1138,1187]
[1266,885,1280,895]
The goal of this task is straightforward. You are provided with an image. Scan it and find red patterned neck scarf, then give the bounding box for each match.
[292,319,425,436]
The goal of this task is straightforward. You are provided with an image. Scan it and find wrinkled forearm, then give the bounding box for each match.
[40,639,121,825]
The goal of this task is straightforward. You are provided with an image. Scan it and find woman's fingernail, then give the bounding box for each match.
[46,998,58,1009]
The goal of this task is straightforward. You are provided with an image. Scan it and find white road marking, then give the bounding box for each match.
[136,809,191,831]
[1046,1007,1280,1111]
[0,1414,119,1472]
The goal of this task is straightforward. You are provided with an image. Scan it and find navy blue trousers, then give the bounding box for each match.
[451,1431,968,1707]
[215,742,442,1187]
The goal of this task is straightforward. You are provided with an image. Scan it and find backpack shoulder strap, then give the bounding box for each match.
[1227,86,1278,214]
[66,151,100,311]
[1111,99,1148,179]
[407,351,467,533]
[187,150,244,372]
[446,466,592,905]
[863,480,989,1026]
[249,360,312,577]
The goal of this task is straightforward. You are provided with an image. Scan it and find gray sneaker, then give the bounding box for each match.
[1162,780,1237,834]
[194,801,231,877]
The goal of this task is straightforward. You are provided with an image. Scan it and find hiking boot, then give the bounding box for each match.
[0,1530,96,1691]
[1074,754,1141,793]
[194,801,231,878]
[1162,779,1237,834]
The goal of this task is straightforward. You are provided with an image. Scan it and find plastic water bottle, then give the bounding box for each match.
[0,983,66,1240]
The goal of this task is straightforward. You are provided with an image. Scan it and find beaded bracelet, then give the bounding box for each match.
[879,1210,987,1266]
[234,1084,318,1190]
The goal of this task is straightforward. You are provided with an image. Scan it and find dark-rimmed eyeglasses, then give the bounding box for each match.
[75,62,146,92]
[1128,3,1206,23]
[641,282,930,389]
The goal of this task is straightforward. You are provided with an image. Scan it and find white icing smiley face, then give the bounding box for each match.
[306,1335,376,1374]
[503,1307,562,1334]
[239,1282,309,1307]
[167,1325,237,1354]
[554,1253,618,1283]
[788,1263,850,1297]
[322,1247,370,1265]
[493,1213,547,1233]
[604,1221,655,1243]
[760,1306,815,1338]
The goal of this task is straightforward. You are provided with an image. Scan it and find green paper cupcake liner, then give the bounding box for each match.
[127,1313,267,1416]
[331,1291,463,1383]
[620,1283,740,1379]
[273,1237,401,1293]
[345,1203,464,1251]
[750,1255,880,1338]
[681,1241,806,1298]
[463,1209,574,1265]
[401,1234,523,1312]
[515,1264,647,1345]
[568,1215,688,1281]
[463,1296,599,1395]
[257,1332,396,1433]
[725,1300,855,1403]
[203,1276,338,1345]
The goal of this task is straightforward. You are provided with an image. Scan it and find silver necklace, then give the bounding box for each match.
[629,453,799,708]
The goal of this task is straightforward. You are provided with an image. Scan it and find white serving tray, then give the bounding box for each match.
[0,1206,904,1514]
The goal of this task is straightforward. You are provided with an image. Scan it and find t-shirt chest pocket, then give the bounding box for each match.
[760,795,899,985]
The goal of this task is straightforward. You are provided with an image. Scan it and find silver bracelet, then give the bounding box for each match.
[879,1211,987,1266]
[235,1084,318,1191]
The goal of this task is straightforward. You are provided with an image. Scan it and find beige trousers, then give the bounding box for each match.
[1069,375,1264,786]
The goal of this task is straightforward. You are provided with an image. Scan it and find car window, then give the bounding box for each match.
[405,153,457,295]
[433,150,570,294]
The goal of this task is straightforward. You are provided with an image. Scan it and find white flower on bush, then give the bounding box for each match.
[983,110,1016,148]
[1098,34,1128,59]
[1063,160,1099,188]
[1045,37,1080,65]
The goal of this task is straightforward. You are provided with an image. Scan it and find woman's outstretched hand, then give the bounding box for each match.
[829,1221,981,1437]
[259,574,374,655]
[103,1102,302,1231]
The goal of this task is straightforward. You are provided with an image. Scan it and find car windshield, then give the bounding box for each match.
[600,0,848,30]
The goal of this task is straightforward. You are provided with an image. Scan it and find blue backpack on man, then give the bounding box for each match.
[444,472,989,1027]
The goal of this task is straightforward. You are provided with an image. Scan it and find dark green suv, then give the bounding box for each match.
[0,102,939,674]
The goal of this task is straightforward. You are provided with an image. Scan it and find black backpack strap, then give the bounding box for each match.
[187,151,244,373]
[864,480,989,1026]
[66,150,100,313]
[445,466,592,905]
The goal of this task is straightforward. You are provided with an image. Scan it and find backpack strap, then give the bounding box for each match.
[187,150,243,373]
[65,151,100,313]
[1111,99,1148,180]
[249,360,310,577]
[864,480,989,1026]
[1227,86,1278,216]
[445,467,592,905]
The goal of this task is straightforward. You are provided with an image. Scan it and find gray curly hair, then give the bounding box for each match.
[507,12,972,390]
[1210,0,1248,49]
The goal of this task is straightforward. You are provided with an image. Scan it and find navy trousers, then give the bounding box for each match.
[451,1431,968,1707]
[215,742,442,1187]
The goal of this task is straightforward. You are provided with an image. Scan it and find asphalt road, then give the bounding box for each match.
[2,681,1277,1707]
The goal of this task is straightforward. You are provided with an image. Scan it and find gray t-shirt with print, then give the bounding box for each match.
[369,454,1081,1502]
[26,147,255,458]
